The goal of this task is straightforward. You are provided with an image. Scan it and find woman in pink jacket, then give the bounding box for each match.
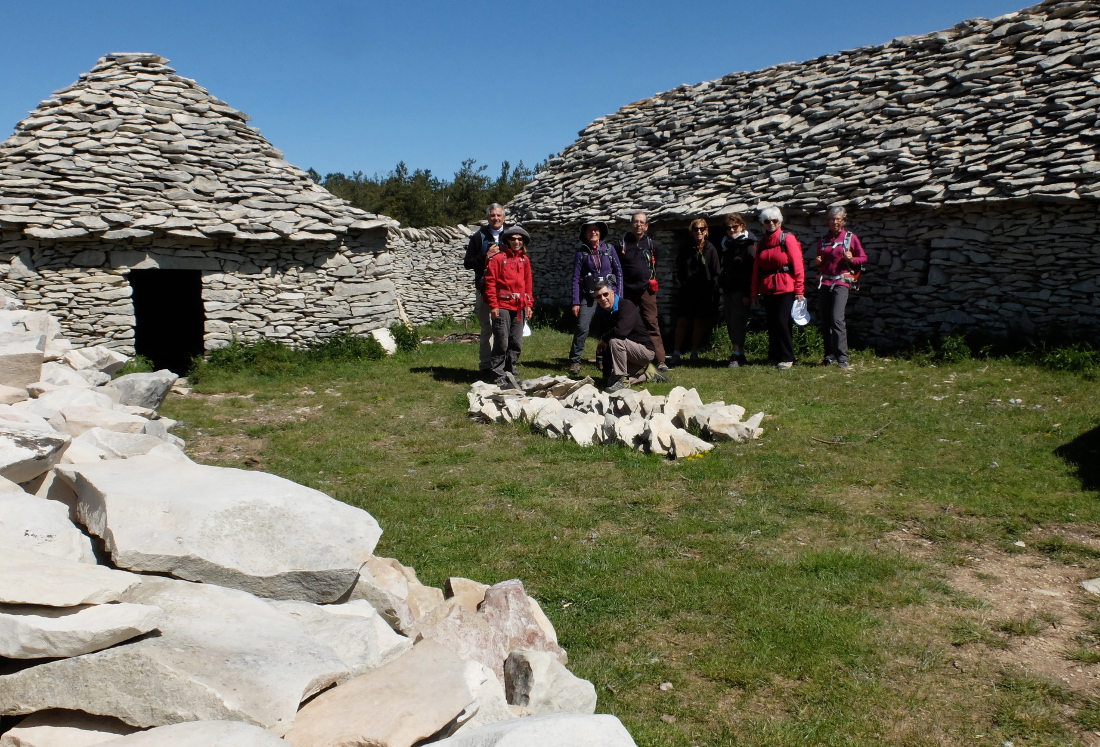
[750,206,805,370]
[815,206,866,370]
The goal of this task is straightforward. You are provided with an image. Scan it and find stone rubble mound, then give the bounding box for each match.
[467,375,765,458]
[0,307,635,745]
[510,0,1100,223]
[0,53,396,243]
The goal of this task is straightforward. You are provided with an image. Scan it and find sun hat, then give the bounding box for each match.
[791,298,811,326]
[500,226,530,244]
[578,220,609,242]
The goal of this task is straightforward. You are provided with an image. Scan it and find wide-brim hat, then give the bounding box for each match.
[578,220,609,242]
[500,226,530,244]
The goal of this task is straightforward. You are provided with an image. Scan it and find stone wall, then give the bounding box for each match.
[387,225,477,325]
[525,200,1100,348]
[0,227,398,354]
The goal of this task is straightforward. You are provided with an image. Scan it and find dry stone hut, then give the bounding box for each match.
[0,53,402,375]
[509,0,1100,348]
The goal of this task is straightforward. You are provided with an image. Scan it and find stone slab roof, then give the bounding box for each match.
[510,0,1100,224]
[0,53,396,242]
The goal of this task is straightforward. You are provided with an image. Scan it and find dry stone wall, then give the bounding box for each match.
[0,229,398,354]
[387,225,478,325]
[525,199,1100,348]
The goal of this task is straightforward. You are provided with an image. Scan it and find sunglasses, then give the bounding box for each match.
[690,227,707,233]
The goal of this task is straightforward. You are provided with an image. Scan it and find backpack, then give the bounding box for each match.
[817,232,862,290]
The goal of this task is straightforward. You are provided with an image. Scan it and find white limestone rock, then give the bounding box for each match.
[370,327,397,354]
[0,577,349,735]
[504,649,597,715]
[0,710,138,746]
[643,413,676,456]
[0,602,162,659]
[102,371,177,410]
[283,640,475,747]
[56,455,382,602]
[0,333,45,390]
[64,347,128,376]
[451,660,517,735]
[96,721,289,746]
[430,713,638,746]
[49,407,148,438]
[0,423,71,484]
[0,549,140,607]
[0,384,28,405]
[0,489,95,563]
[71,428,175,460]
[40,362,95,389]
[43,336,73,362]
[270,599,412,679]
[20,387,116,421]
[565,412,605,447]
[348,555,444,635]
[669,428,714,459]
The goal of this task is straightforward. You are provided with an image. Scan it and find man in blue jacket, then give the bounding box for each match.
[568,220,623,377]
[593,280,669,392]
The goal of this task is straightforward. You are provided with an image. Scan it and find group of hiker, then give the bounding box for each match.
[463,203,867,391]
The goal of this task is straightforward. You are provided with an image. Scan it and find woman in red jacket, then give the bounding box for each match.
[484,226,535,388]
[750,207,805,370]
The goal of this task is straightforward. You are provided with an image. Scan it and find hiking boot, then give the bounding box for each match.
[837,360,851,370]
[645,363,670,383]
[604,376,630,393]
[776,361,794,370]
[822,356,837,367]
[568,363,581,377]
[656,362,669,373]
[668,352,681,368]
[689,351,700,363]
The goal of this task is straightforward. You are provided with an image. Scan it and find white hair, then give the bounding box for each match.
[485,203,505,217]
[826,205,847,219]
[758,206,783,223]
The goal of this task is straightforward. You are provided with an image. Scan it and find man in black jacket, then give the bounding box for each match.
[614,212,667,371]
[593,280,670,392]
[462,204,508,373]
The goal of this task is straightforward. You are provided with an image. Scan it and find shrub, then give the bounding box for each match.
[189,332,387,382]
[1016,342,1100,379]
[389,323,420,353]
[115,354,155,376]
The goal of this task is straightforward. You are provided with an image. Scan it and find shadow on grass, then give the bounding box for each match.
[1055,424,1100,493]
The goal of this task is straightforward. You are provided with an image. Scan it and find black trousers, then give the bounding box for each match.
[490,309,524,380]
[763,293,795,363]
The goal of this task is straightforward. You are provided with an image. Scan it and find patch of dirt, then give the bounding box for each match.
[887,526,1100,696]
[177,391,326,468]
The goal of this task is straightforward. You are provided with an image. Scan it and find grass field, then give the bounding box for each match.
[162,326,1100,747]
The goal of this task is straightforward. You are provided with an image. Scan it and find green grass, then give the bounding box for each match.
[162,326,1100,746]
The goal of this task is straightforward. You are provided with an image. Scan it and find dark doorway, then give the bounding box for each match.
[129,269,205,376]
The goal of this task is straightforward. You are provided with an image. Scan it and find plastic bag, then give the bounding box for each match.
[522,322,532,337]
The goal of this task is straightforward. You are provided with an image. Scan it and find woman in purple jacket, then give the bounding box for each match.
[568,220,624,376]
[815,206,867,370]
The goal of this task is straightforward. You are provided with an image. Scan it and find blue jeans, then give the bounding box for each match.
[568,298,599,365]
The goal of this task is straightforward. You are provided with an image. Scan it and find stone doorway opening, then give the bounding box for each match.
[129,269,205,377]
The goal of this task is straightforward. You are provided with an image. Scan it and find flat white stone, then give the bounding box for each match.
[284,640,474,747]
[49,407,148,438]
[0,422,71,483]
[0,333,45,390]
[66,347,128,376]
[103,371,177,409]
[72,428,179,460]
[93,720,288,745]
[0,490,95,563]
[0,602,162,658]
[0,384,29,405]
[57,455,382,602]
[270,599,412,679]
[20,387,115,421]
[0,577,349,735]
[0,549,139,607]
[450,661,516,736]
[430,713,638,746]
[0,710,138,746]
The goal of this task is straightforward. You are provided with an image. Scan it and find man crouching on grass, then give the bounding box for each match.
[593,280,670,392]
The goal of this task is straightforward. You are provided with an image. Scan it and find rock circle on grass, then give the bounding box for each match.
[467,376,765,458]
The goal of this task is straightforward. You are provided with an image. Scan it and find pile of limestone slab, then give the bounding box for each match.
[468,376,765,459]
[0,302,637,746]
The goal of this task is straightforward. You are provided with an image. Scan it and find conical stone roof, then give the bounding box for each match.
[510,0,1100,225]
[0,53,395,242]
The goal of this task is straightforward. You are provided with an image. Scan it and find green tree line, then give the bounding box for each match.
[307,159,543,228]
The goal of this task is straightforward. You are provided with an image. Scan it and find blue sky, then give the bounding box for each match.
[1,1,1027,181]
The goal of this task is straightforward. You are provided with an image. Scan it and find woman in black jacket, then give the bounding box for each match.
[670,218,721,365]
[717,212,757,368]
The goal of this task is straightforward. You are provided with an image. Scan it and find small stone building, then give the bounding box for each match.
[0,53,402,374]
[509,0,1100,347]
